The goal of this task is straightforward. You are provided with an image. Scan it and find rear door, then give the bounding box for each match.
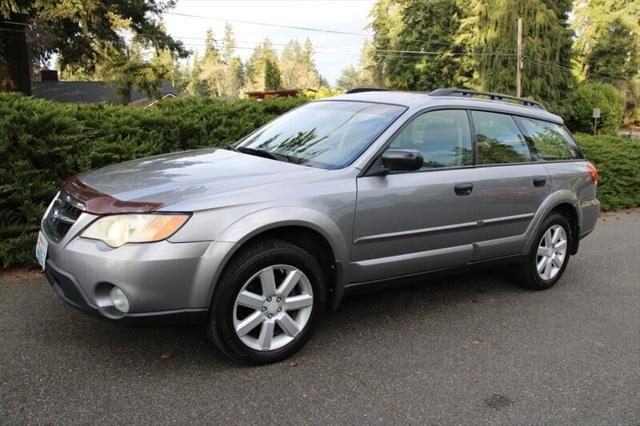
[465,110,550,260]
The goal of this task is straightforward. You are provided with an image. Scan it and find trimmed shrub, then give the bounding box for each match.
[0,94,306,268]
[575,133,640,211]
[569,83,625,135]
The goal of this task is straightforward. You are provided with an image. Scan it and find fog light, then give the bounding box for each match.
[110,287,130,313]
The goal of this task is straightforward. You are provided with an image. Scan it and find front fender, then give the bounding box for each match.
[202,206,351,310]
[217,206,350,263]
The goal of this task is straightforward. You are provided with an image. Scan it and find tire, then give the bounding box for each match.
[514,213,572,290]
[209,238,326,365]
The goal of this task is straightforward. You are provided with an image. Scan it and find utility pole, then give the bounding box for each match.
[516,17,523,98]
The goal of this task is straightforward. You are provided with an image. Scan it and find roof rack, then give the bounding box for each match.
[345,87,389,94]
[429,88,546,110]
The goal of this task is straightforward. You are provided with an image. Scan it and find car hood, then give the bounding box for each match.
[70,148,325,213]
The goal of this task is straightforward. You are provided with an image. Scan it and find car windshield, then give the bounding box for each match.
[235,101,406,169]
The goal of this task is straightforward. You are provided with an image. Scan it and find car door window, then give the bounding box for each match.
[472,111,533,164]
[516,117,582,160]
[389,110,473,169]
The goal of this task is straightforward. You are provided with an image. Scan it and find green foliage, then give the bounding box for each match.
[302,87,344,100]
[570,83,625,134]
[264,58,282,91]
[279,39,321,89]
[473,0,576,113]
[576,133,640,211]
[365,0,470,91]
[0,93,306,268]
[336,41,381,90]
[1,0,187,95]
[572,0,640,124]
[386,0,468,90]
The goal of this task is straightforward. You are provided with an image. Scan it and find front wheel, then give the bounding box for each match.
[514,213,572,290]
[209,239,326,364]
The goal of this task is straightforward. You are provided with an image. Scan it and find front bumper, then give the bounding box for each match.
[41,211,236,325]
[44,260,208,325]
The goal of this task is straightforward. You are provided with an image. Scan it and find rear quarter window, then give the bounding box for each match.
[516,117,582,160]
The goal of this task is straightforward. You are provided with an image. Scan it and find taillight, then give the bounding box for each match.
[587,161,598,185]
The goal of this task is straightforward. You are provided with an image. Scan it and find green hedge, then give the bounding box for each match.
[0,94,305,268]
[574,133,640,211]
[0,94,638,268]
[569,83,625,135]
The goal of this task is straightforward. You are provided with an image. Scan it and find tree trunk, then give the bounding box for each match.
[0,15,31,95]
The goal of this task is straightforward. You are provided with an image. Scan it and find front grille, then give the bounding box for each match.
[43,191,84,242]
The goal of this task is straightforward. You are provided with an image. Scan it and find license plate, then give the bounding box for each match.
[35,231,48,270]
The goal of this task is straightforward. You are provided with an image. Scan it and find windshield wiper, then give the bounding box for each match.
[235,146,290,163]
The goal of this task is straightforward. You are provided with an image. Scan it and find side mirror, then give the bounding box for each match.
[381,149,423,172]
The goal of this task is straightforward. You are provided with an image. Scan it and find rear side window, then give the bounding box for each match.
[389,110,473,169]
[472,111,532,164]
[516,117,582,160]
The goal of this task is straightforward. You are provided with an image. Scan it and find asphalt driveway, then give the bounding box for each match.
[1,211,639,425]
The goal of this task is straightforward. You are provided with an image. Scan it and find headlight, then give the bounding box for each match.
[81,214,190,248]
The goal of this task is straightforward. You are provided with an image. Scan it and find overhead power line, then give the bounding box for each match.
[164,11,371,37]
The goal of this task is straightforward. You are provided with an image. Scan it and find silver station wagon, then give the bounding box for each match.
[38,88,600,364]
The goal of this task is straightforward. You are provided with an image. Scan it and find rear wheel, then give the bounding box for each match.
[514,213,572,290]
[209,239,326,364]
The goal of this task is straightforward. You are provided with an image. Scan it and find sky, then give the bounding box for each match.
[162,0,376,85]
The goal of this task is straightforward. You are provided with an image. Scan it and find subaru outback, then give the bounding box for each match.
[37,88,600,364]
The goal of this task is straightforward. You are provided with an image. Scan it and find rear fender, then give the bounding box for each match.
[523,190,581,255]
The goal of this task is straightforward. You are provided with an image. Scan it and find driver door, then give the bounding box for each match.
[351,109,479,283]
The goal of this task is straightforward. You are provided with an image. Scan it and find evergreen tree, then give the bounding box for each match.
[279,39,321,89]
[204,28,220,61]
[186,52,207,96]
[366,0,401,87]
[473,0,575,111]
[386,0,468,90]
[228,57,244,95]
[222,23,237,65]
[244,39,280,91]
[264,58,281,90]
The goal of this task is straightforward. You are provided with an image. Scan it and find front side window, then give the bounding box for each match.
[472,111,532,164]
[237,101,406,169]
[389,109,473,169]
[516,117,582,160]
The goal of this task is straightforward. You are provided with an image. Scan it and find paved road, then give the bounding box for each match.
[1,211,639,425]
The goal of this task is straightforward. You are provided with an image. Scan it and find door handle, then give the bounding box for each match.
[454,182,474,196]
[533,176,547,187]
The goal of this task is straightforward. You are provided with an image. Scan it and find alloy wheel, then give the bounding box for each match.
[233,264,314,351]
[536,224,568,280]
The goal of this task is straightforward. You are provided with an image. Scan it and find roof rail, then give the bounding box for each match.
[345,87,389,94]
[429,88,546,110]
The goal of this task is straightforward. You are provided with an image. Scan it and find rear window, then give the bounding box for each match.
[516,117,582,160]
[471,111,532,164]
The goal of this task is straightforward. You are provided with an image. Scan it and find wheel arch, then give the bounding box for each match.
[525,191,582,255]
[207,208,350,311]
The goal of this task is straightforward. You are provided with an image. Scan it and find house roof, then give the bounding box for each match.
[31,81,179,106]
